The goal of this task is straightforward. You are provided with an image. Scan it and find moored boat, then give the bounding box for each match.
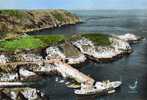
[74,80,122,96]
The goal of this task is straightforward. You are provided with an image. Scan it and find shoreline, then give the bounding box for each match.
[22,21,81,34]
[0,33,143,99]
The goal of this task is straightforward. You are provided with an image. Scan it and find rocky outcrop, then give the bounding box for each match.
[109,37,132,52]
[117,33,143,43]
[46,45,86,64]
[0,55,9,64]
[72,36,132,62]
[65,54,86,64]
[0,87,48,100]
[45,34,139,64]
[19,68,36,79]
[0,73,18,82]
[16,53,43,65]
[0,10,80,33]
[46,46,66,60]
[95,46,122,60]
[72,37,96,56]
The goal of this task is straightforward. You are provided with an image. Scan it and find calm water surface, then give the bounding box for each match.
[32,10,147,100]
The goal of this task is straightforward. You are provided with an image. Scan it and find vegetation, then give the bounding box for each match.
[59,42,81,57]
[0,32,22,40]
[0,10,26,19]
[33,34,65,46]
[0,34,66,52]
[51,11,65,22]
[0,9,79,33]
[0,35,44,51]
[81,33,111,46]
[0,33,111,52]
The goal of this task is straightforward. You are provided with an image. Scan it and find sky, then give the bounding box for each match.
[0,0,147,10]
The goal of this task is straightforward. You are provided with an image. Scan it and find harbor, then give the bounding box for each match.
[0,32,143,99]
[0,9,147,100]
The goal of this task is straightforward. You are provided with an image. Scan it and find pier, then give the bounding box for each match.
[0,59,95,89]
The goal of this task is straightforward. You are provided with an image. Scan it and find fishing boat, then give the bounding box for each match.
[74,80,122,96]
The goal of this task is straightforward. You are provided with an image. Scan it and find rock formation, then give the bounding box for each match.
[0,87,48,100]
[72,35,132,62]
[116,33,143,43]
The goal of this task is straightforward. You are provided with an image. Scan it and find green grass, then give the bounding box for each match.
[0,35,44,51]
[0,34,66,52]
[81,33,111,46]
[33,34,65,46]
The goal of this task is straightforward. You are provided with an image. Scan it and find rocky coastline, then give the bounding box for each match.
[0,33,143,99]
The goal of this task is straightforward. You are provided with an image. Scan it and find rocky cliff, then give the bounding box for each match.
[0,9,80,33]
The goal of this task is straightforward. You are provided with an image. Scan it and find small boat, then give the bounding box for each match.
[67,83,81,89]
[108,89,115,94]
[74,80,122,95]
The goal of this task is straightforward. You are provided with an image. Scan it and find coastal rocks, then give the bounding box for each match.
[19,68,36,78]
[46,46,66,60]
[0,87,48,100]
[117,33,143,43]
[16,53,43,65]
[46,46,86,64]
[72,37,96,55]
[109,37,132,52]
[0,55,9,64]
[0,73,18,81]
[35,63,57,74]
[17,54,43,62]
[0,33,143,98]
[0,66,38,82]
[72,38,109,60]
[95,46,122,60]
[65,54,86,64]
[19,88,43,100]
[72,37,132,62]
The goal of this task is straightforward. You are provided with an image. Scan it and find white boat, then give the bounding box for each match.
[74,87,104,95]
[74,81,122,95]
[95,81,122,89]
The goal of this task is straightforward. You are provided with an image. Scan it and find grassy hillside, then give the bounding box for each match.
[0,9,80,33]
